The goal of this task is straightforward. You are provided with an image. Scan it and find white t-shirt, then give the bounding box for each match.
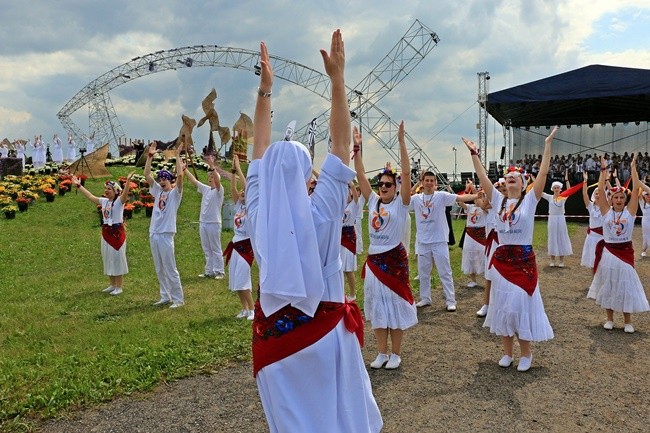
[541,193,566,216]
[603,207,634,243]
[490,189,539,246]
[356,195,366,222]
[99,197,124,225]
[149,183,182,234]
[233,199,249,241]
[342,199,359,227]
[465,204,486,228]
[367,193,409,254]
[197,182,224,224]
[587,202,603,228]
[410,191,457,244]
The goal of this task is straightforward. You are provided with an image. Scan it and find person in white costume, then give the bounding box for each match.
[354,184,366,255]
[341,182,359,301]
[246,32,382,433]
[588,154,649,333]
[16,141,26,169]
[33,135,45,168]
[458,180,487,288]
[0,143,8,158]
[183,154,225,279]
[73,172,135,296]
[540,174,572,267]
[580,171,604,268]
[52,134,63,165]
[463,126,558,372]
[66,134,77,163]
[144,143,185,309]
[639,189,650,258]
[223,154,255,320]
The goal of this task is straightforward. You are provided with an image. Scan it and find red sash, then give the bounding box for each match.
[223,238,254,267]
[252,299,364,376]
[362,243,414,304]
[101,224,126,251]
[485,228,499,257]
[593,240,634,274]
[466,226,487,246]
[587,226,603,235]
[341,226,357,254]
[489,245,538,296]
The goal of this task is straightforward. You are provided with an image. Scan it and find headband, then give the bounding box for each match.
[157,170,174,181]
[105,180,122,193]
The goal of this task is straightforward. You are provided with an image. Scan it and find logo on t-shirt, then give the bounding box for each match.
[371,207,390,232]
[420,198,432,220]
[234,208,246,229]
[158,193,168,211]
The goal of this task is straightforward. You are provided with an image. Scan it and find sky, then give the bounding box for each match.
[1,0,650,177]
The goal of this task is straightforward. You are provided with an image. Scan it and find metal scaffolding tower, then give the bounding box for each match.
[477,72,490,168]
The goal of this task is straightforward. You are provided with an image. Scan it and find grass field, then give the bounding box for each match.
[0,166,579,431]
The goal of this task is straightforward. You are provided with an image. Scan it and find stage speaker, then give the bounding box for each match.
[499,146,506,160]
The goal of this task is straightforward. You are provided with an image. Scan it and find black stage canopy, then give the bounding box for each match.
[486,64,650,127]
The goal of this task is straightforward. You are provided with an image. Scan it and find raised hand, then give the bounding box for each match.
[259,41,273,92]
[320,29,345,81]
[545,126,559,145]
[461,137,477,153]
[148,142,157,157]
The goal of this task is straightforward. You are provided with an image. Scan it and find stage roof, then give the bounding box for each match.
[486,64,650,127]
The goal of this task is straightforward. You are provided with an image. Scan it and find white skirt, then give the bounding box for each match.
[484,236,498,281]
[643,218,650,251]
[341,245,357,272]
[483,268,554,341]
[256,321,383,433]
[363,264,418,330]
[228,250,252,291]
[101,238,128,276]
[580,230,603,267]
[461,234,485,275]
[587,249,650,313]
[547,215,573,256]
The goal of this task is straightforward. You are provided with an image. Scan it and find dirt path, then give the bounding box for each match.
[38,231,650,433]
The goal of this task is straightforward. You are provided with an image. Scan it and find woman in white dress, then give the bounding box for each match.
[66,134,77,162]
[33,135,45,168]
[458,180,487,288]
[16,141,26,169]
[463,127,557,372]
[341,183,359,301]
[639,190,650,257]
[588,155,649,333]
[541,174,572,267]
[52,134,64,165]
[580,171,603,267]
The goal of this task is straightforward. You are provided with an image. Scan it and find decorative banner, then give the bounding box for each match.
[307,117,318,155]
[284,120,296,141]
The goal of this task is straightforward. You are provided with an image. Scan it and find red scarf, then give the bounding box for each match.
[489,245,538,296]
[587,226,603,235]
[465,226,487,246]
[593,240,634,274]
[362,243,414,304]
[341,226,357,254]
[101,224,126,251]
[252,299,364,376]
[485,228,499,257]
[223,239,254,267]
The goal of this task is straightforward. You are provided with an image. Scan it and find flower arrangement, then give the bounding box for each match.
[131,200,144,210]
[140,192,154,203]
[16,196,30,204]
[0,196,12,206]
[43,187,56,196]
[2,205,18,213]
[123,203,135,211]
[143,202,154,208]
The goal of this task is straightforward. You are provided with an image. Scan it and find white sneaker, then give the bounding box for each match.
[415,299,431,308]
[558,262,565,268]
[603,320,614,330]
[110,288,123,296]
[102,286,115,293]
[370,353,390,369]
[476,304,489,317]
[517,354,533,372]
[246,310,255,321]
[153,299,171,306]
[384,353,402,370]
[642,251,647,257]
[624,324,635,333]
[467,281,478,288]
[549,262,556,267]
[346,295,356,302]
[169,302,184,309]
[214,273,225,280]
[498,355,513,368]
[446,304,457,312]
[235,309,247,319]
[197,273,213,278]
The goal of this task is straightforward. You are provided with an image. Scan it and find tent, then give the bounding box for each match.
[486,65,650,127]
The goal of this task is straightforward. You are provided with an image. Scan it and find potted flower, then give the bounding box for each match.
[76,173,88,186]
[43,187,56,202]
[3,204,18,219]
[144,201,154,217]
[123,203,135,219]
[16,196,30,212]
[131,200,144,213]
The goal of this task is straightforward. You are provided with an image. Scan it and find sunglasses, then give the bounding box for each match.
[377,182,394,188]
[504,172,522,179]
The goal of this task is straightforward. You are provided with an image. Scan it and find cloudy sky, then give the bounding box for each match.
[1,0,649,176]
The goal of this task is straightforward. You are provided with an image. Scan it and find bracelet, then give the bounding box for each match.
[257,87,272,98]
[470,148,480,156]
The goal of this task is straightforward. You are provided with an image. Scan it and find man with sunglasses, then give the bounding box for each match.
[410,171,479,311]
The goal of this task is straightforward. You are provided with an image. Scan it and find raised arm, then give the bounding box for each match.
[174,144,184,193]
[252,41,273,160]
[206,155,221,190]
[398,121,410,206]
[321,29,350,165]
[581,171,591,208]
[120,171,135,203]
[565,169,571,189]
[144,142,157,186]
[72,175,100,205]
[532,126,559,199]
[350,181,359,204]
[462,137,493,201]
[352,126,371,201]
[627,153,640,216]
[596,155,610,215]
[183,165,199,187]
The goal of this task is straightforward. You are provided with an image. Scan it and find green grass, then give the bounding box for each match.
[0,168,583,431]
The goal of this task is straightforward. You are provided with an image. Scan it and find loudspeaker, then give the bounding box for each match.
[499,146,506,160]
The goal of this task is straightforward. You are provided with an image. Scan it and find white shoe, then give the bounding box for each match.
[102,286,115,293]
[197,273,213,278]
[476,304,489,317]
[370,353,390,369]
[214,273,225,280]
[498,355,513,368]
[558,262,565,268]
[415,299,431,308]
[549,262,556,268]
[642,251,647,257]
[624,324,635,333]
[446,304,457,312]
[109,288,123,296]
[467,281,478,288]
[169,302,184,309]
[153,299,171,306]
[603,320,614,330]
[346,295,356,302]
[517,355,533,372]
[247,310,255,321]
[384,353,402,370]
[235,309,247,319]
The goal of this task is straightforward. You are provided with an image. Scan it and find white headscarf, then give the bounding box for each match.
[255,140,324,317]
[551,181,563,189]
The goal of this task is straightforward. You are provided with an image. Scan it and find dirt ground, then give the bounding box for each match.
[38,229,650,433]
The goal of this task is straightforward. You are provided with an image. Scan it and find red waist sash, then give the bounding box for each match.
[593,240,634,274]
[223,238,254,267]
[102,224,126,251]
[362,243,414,304]
[466,226,487,246]
[485,228,499,257]
[252,299,364,377]
[341,226,357,254]
[489,245,538,296]
[587,226,603,235]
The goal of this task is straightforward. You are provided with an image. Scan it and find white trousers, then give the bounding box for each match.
[150,233,184,304]
[417,241,455,306]
[200,222,224,275]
